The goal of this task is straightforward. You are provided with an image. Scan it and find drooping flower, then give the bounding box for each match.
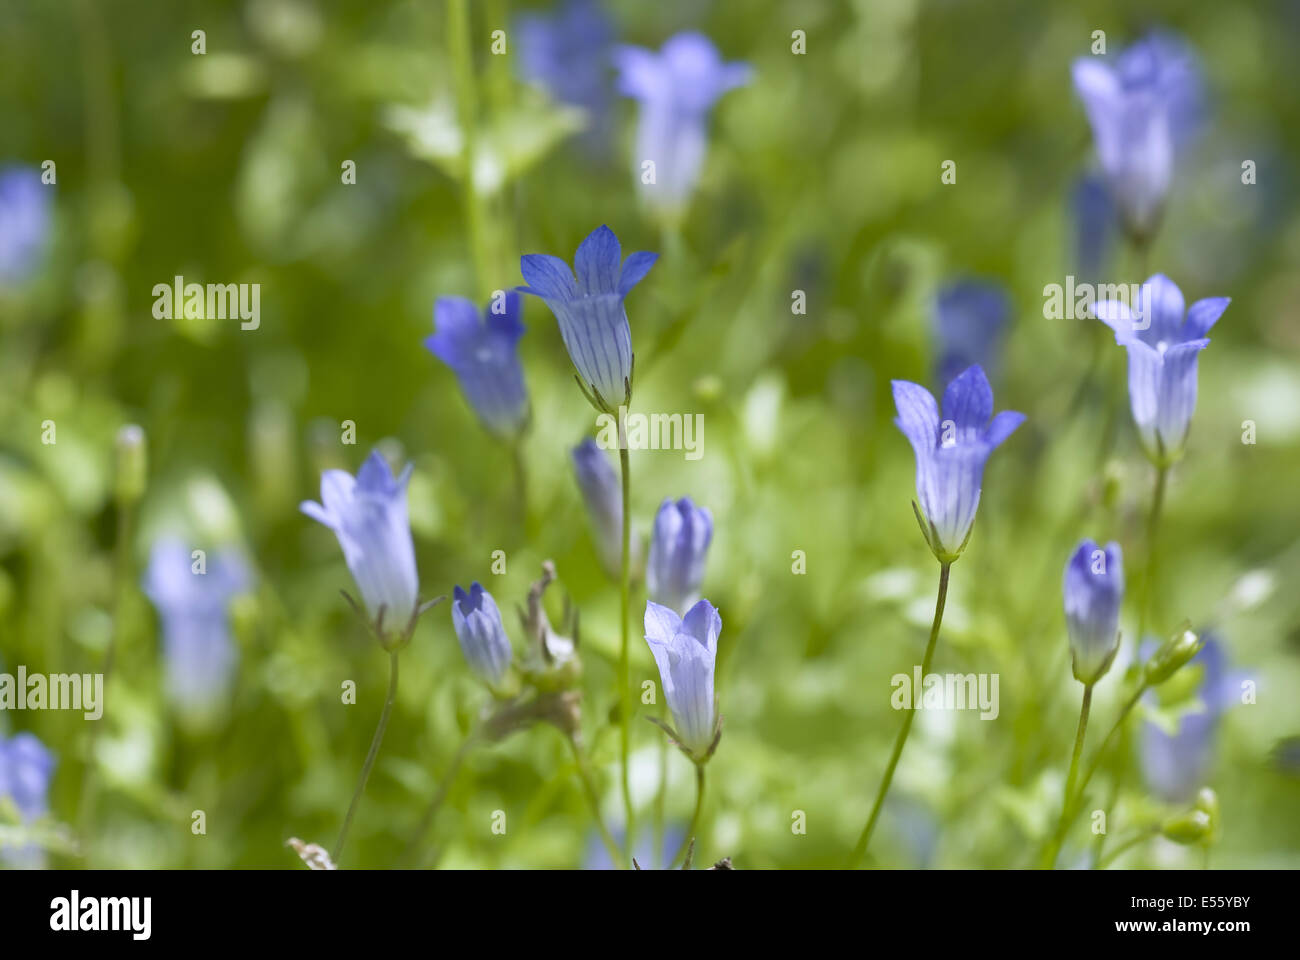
[516,0,615,157]
[1141,635,1245,803]
[0,166,50,285]
[933,281,1010,387]
[644,599,721,759]
[519,224,656,412]
[425,291,529,438]
[613,32,752,217]
[1093,273,1228,465]
[571,437,638,577]
[1072,173,1115,282]
[301,450,419,639]
[891,365,1025,562]
[0,732,55,868]
[143,537,249,722]
[1063,539,1124,684]
[646,497,713,616]
[1071,32,1204,243]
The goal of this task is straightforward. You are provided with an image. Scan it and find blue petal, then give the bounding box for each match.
[891,380,939,454]
[1183,296,1229,339]
[520,253,579,301]
[575,225,622,295]
[984,410,1026,448]
[940,365,993,433]
[618,250,658,297]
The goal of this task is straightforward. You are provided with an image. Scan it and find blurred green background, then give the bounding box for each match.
[1,0,1298,869]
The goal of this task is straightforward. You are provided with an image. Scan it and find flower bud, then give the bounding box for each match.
[1144,626,1203,686]
[114,424,148,506]
[452,582,513,689]
[1161,808,1212,845]
[1064,539,1124,684]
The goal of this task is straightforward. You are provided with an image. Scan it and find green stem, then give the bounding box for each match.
[849,561,951,868]
[1039,682,1148,865]
[1138,465,1168,641]
[1040,683,1094,869]
[403,726,477,867]
[672,763,706,869]
[511,436,528,534]
[618,437,634,856]
[334,649,399,865]
[568,734,623,868]
[447,0,492,297]
[1097,828,1156,869]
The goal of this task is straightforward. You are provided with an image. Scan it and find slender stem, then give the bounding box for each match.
[1038,682,1148,865]
[1040,683,1094,869]
[849,561,951,867]
[672,763,706,869]
[1097,828,1157,869]
[618,437,634,855]
[653,728,667,869]
[447,0,492,297]
[79,498,133,860]
[1138,465,1168,641]
[334,650,399,865]
[568,734,623,868]
[403,727,477,867]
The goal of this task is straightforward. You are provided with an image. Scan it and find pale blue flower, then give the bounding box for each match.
[425,291,529,438]
[451,582,513,688]
[1094,273,1229,464]
[646,497,713,615]
[1071,32,1203,242]
[0,167,50,285]
[301,451,419,635]
[933,281,1010,387]
[520,224,656,411]
[572,437,632,576]
[143,537,249,719]
[0,732,55,868]
[613,32,751,216]
[892,366,1025,561]
[1063,539,1124,684]
[644,599,722,758]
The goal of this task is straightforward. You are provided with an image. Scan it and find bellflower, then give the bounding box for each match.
[1094,274,1229,464]
[301,450,419,639]
[0,166,50,285]
[646,497,713,615]
[892,365,1025,562]
[451,582,513,689]
[0,732,55,868]
[1072,173,1114,282]
[143,538,249,721]
[516,0,615,157]
[1141,636,1245,803]
[644,599,722,760]
[933,281,1010,387]
[520,224,656,412]
[425,291,529,438]
[571,437,636,576]
[1071,32,1203,243]
[1063,539,1124,684]
[613,32,751,217]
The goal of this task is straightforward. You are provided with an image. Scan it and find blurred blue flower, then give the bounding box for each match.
[613,32,752,217]
[0,166,50,285]
[1141,636,1245,803]
[646,497,713,616]
[516,0,615,157]
[143,538,249,720]
[892,365,1025,561]
[1071,31,1204,243]
[520,224,656,411]
[1063,539,1124,684]
[0,731,55,868]
[425,291,529,439]
[1094,274,1228,464]
[933,280,1010,387]
[585,823,685,870]
[301,450,419,637]
[451,582,513,688]
[1071,173,1115,282]
[644,599,722,758]
[572,437,633,576]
